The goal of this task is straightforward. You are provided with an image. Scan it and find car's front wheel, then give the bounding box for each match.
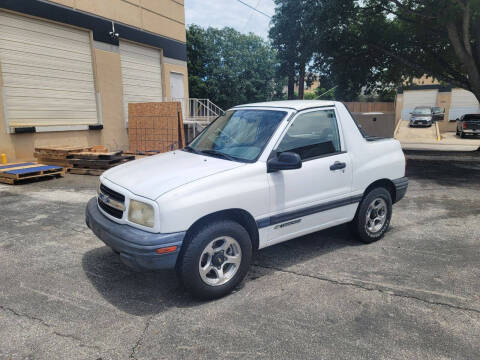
[350,188,392,244]
[177,220,252,299]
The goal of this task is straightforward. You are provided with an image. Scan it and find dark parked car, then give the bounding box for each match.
[432,107,445,122]
[456,114,480,138]
[409,107,433,127]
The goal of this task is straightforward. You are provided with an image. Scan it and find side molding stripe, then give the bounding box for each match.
[256,195,363,229]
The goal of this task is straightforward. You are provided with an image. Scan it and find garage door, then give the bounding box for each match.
[120,40,163,126]
[449,89,480,120]
[0,11,98,128]
[402,90,438,119]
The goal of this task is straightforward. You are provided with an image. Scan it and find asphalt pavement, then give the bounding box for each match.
[0,157,479,359]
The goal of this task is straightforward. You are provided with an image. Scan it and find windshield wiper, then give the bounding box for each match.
[183,146,201,154]
[200,149,239,162]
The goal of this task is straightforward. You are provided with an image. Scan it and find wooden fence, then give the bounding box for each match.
[343,102,395,113]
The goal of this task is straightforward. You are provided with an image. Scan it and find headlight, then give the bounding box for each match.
[128,200,155,228]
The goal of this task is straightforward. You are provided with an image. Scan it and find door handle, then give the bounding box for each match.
[330,161,346,171]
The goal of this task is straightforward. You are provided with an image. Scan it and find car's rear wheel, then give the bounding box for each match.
[461,131,466,138]
[350,188,392,244]
[177,220,252,299]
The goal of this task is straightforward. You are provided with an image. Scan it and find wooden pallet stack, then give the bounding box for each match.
[0,162,65,185]
[34,145,94,168]
[67,151,135,176]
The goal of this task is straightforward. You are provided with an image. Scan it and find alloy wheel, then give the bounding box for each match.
[198,236,242,286]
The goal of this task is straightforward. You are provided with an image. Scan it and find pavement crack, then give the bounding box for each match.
[0,304,51,327]
[1,304,101,351]
[253,264,480,315]
[53,331,102,351]
[129,314,155,359]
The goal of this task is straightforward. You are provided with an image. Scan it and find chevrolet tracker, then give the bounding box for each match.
[86,100,408,299]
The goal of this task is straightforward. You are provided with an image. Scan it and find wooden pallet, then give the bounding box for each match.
[66,151,123,160]
[68,153,134,169]
[34,145,91,155]
[66,151,135,175]
[70,158,134,169]
[0,162,65,184]
[34,146,110,168]
[68,168,104,176]
[123,150,161,156]
[34,146,91,168]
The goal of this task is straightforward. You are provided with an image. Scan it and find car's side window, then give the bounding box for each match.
[276,109,341,160]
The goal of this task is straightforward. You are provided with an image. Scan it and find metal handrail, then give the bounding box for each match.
[167,98,224,123]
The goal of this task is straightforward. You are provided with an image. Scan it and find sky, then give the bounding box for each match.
[184,0,276,40]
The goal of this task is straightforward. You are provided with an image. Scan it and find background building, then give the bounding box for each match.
[0,0,188,161]
[396,85,480,132]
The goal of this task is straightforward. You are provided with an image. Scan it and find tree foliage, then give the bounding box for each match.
[269,0,316,99]
[310,0,480,101]
[186,25,284,110]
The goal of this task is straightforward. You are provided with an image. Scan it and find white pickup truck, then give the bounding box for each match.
[86,100,408,299]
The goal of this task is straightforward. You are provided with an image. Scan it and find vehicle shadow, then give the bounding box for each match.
[406,158,480,187]
[82,224,361,316]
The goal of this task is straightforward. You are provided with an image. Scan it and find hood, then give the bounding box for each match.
[102,151,244,200]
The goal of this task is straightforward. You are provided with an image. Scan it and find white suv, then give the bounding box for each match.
[86,100,408,299]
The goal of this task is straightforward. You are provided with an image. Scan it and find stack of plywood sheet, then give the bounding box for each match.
[128,102,185,153]
[0,162,65,184]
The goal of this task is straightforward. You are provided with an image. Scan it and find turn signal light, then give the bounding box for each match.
[155,246,178,255]
[463,122,468,129]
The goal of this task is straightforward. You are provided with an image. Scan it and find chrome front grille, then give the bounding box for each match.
[98,183,125,219]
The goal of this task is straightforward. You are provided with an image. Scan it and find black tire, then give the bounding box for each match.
[350,187,392,244]
[461,131,466,138]
[456,128,460,136]
[177,220,252,299]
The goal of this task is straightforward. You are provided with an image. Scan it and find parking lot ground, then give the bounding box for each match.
[0,158,479,360]
[395,120,480,151]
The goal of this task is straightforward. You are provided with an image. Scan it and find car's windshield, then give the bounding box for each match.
[186,109,287,162]
[413,108,432,115]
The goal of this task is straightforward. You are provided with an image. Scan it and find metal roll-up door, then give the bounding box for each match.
[449,89,480,120]
[402,90,438,119]
[0,11,98,128]
[119,40,163,126]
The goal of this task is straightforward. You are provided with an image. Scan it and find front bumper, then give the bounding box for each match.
[410,121,432,127]
[393,177,408,203]
[85,197,185,271]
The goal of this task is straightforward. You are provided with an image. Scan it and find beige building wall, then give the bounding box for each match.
[0,1,188,162]
[436,92,456,132]
[163,62,189,100]
[48,0,186,42]
[395,93,403,123]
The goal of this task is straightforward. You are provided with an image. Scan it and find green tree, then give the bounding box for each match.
[186,25,282,110]
[311,0,480,101]
[269,0,316,99]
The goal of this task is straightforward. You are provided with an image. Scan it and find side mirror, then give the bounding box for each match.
[267,152,302,173]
